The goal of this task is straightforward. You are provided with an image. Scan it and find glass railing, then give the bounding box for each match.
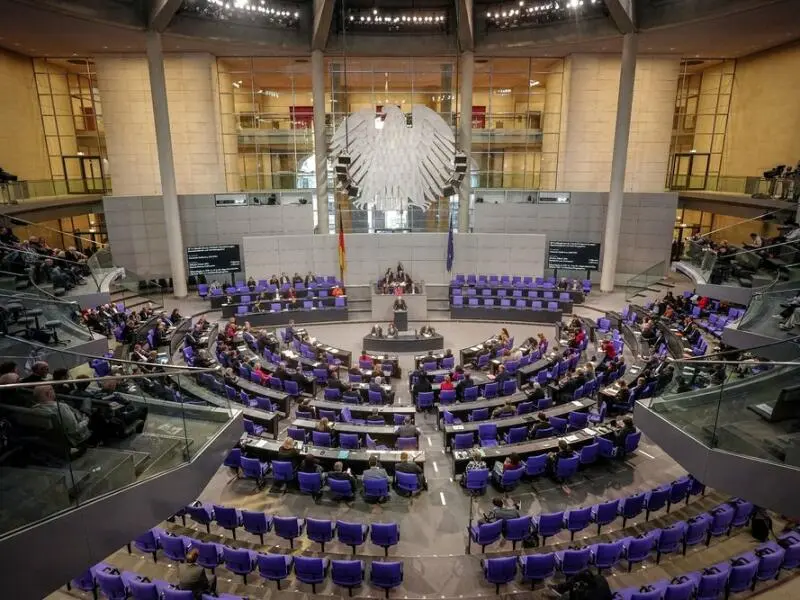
[625,261,667,301]
[738,284,800,336]
[686,240,718,281]
[0,288,93,342]
[644,353,800,466]
[0,349,229,537]
[336,206,457,234]
[0,241,103,293]
[670,174,799,200]
[0,178,111,203]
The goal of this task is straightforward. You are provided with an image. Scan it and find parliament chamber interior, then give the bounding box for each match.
[1,0,800,599]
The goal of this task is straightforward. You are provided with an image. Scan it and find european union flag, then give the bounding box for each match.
[446,214,454,273]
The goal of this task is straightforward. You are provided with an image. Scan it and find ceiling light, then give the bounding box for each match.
[529,79,540,87]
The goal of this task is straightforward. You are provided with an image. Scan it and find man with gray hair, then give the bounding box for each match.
[21,361,49,384]
[31,385,91,448]
[529,380,545,402]
[0,372,28,407]
[326,460,357,491]
[369,375,387,404]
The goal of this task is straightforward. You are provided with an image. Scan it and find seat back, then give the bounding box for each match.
[370,561,403,590]
[298,472,323,494]
[484,556,517,583]
[241,510,270,535]
[332,559,365,586]
[294,556,326,583]
[274,516,301,539]
[337,521,367,545]
[621,492,646,518]
[521,552,556,579]
[370,522,400,547]
[525,454,548,476]
[465,468,490,490]
[306,517,334,542]
[593,499,620,525]
[257,553,292,579]
[560,548,591,574]
[539,511,565,536]
[475,519,503,543]
[565,507,592,532]
[593,541,624,568]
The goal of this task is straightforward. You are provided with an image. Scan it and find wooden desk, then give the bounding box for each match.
[241,436,425,475]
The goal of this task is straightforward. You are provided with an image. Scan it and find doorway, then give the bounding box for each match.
[669,152,710,190]
[61,155,107,194]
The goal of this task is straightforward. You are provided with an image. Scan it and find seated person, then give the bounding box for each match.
[557,277,569,291]
[413,373,433,397]
[455,372,474,399]
[479,497,521,525]
[492,452,521,477]
[393,296,407,311]
[269,274,280,286]
[327,373,350,394]
[611,416,638,452]
[395,417,419,440]
[548,439,574,472]
[179,548,216,599]
[327,461,357,490]
[498,327,510,345]
[710,363,727,385]
[369,376,387,403]
[298,455,325,484]
[529,411,551,438]
[491,401,516,419]
[292,272,304,285]
[331,285,344,297]
[278,436,301,460]
[419,324,435,337]
[528,381,545,402]
[611,380,631,411]
[362,455,390,484]
[370,324,383,338]
[493,364,511,387]
[284,286,297,304]
[315,417,333,433]
[439,374,455,392]
[247,276,256,291]
[464,450,487,475]
[387,322,398,337]
[32,385,91,449]
[297,397,315,418]
[359,351,373,365]
[394,451,427,490]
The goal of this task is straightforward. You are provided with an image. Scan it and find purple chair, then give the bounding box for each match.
[331,559,365,596]
[618,492,646,528]
[222,546,257,583]
[591,540,625,574]
[686,562,731,600]
[667,477,691,512]
[394,471,421,496]
[656,521,688,563]
[731,498,755,528]
[652,577,695,600]
[370,561,403,599]
[493,465,524,491]
[294,556,330,594]
[644,485,670,521]
[504,426,528,444]
[159,533,191,562]
[554,455,579,483]
[329,477,355,500]
[312,431,332,447]
[213,505,242,540]
[370,522,400,556]
[273,516,305,549]
[706,504,735,544]
[568,411,589,431]
[467,519,503,553]
[482,556,517,594]
[128,579,170,600]
[128,528,162,563]
[579,441,600,467]
[337,521,370,554]
[555,547,592,576]
[298,472,324,497]
[257,553,294,590]
[185,503,214,533]
[478,423,498,447]
[397,436,418,450]
[622,532,658,571]
[306,518,336,551]
[163,589,195,600]
[340,433,360,449]
[754,543,786,583]
[532,511,564,545]
[193,540,223,573]
[519,552,556,589]
[464,468,490,494]
[272,460,295,487]
[564,507,592,541]
[525,454,548,478]
[503,516,533,550]
[453,432,475,450]
[591,499,620,535]
[363,478,390,502]
[726,556,758,596]
[95,570,140,600]
[683,513,712,554]
[613,587,662,600]
[68,563,110,598]
[240,456,270,489]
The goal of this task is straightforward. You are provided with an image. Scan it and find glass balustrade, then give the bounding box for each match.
[0,288,93,342]
[625,261,667,301]
[0,356,231,537]
[643,347,800,467]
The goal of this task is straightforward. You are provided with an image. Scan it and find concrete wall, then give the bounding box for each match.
[472,192,678,279]
[556,54,679,193]
[0,49,51,181]
[103,194,313,278]
[242,233,547,285]
[722,42,800,177]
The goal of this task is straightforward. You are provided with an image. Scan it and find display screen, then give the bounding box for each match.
[186,244,241,276]
[547,241,601,271]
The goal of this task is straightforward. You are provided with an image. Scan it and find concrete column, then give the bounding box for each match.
[312,50,330,234]
[600,33,638,293]
[146,31,187,297]
[458,51,474,232]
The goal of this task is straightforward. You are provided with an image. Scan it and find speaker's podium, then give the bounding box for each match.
[394,309,408,332]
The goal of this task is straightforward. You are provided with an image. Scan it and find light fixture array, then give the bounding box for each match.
[346,8,446,29]
[485,0,603,28]
[182,0,300,25]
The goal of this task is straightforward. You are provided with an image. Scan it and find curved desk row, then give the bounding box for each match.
[450,306,566,323]
[452,289,584,304]
[211,287,344,309]
[450,424,614,475]
[291,417,409,448]
[233,306,348,327]
[362,333,444,354]
[307,399,416,424]
[241,436,425,476]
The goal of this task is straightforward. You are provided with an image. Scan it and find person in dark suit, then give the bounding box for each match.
[393,297,407,311]
[412,373,432,398]
[494,364,511,387]
[548,439,574,473]
[613,416,637,448]
[274,362,291,383]
[327,461,357,490]
[387,322,398,337]
[370,324,383,337]
[529,412,551,438]
[528,381,545,402]
[179,549,216,598]
[394,451,427,490]
[327,374,350,394]
[369,376,387,403]
[455,372,474,399]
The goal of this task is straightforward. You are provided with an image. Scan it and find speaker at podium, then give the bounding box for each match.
[394,309,408,332]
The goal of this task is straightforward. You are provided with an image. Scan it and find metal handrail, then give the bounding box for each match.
[699,208,788,239]
[0,368,221,390]
[0,212,107,248]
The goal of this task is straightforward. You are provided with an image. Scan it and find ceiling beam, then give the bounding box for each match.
[605,0,636,34]
[456,0,475,51]
[149,0,182,32]
[312,0,335,51]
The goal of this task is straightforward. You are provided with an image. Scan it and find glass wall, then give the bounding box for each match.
[32,58,109,196]
[667,59,735,192]
[216,57,314,192]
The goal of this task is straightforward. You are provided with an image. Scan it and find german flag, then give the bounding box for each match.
[338,213,346,283]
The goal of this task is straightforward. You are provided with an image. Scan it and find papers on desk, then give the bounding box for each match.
[564,435,580,443]
[451,425,465,430]
[572,400,583,407]
[252,439,269,448]
[584,428,597,436]
[629,365,641,374]
[338,450,350,459]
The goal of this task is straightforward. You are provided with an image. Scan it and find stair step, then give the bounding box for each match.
[652,280,675,288]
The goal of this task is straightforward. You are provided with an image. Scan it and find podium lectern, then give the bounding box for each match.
[394,309,408,332]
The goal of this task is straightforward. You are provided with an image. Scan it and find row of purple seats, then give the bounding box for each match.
[234,297,346,314]
[222,448,410,499]
[467,476,705,553]
[454,288,574,300]
[452,274,591,292]
[288,427,419,452]
[198,277,341,297]
[453,296,562,310]
[123,527,403,596]
[196,371,282,412]
[612,529,800,600]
